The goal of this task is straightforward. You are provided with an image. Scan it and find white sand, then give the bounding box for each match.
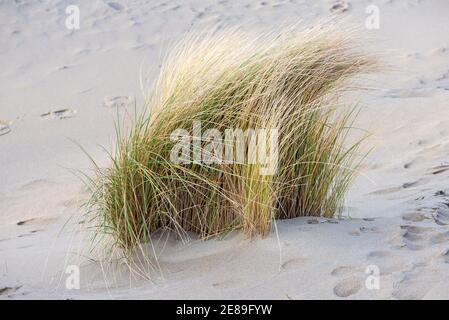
[1,0,449,299]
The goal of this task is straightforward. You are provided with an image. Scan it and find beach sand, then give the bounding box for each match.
[1,0,449,299]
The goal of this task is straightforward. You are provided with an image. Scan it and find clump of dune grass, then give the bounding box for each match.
[86,24,376,255]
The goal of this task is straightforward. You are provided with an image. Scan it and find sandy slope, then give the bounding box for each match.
[1,0,449,299]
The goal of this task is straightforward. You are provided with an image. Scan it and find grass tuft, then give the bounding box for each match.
[85,24,376,255]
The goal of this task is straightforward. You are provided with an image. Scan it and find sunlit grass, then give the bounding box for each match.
[85,24,376,257]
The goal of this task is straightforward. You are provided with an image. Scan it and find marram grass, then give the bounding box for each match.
[85,24,376,255]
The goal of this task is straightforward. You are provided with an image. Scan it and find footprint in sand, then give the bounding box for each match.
[333,277,362,297]
[392,263,436,300]
[40,108,76,119]
[429,231,449,245]
[103,96,134,108]
[401,225,432,236]
[0,285,22,297]
[0,120,11,136]
[402,212,428,222]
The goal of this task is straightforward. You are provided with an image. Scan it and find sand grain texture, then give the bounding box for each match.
[1,0,449,299]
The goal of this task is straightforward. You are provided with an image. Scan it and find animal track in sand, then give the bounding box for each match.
[0,120,11,136]
[392,263,436,300]
[400,225,433,250]
[103,96,134,108]
[40,108,76,119]
[367,250,404,275]
[333,277,362,298]
[330,264,365,297]
[401,225,432,235]
[429,231,449,245]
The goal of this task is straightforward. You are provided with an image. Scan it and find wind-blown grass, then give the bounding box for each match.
[85,24,376,255]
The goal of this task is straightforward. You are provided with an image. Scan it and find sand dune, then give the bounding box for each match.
[1,0,449,299]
